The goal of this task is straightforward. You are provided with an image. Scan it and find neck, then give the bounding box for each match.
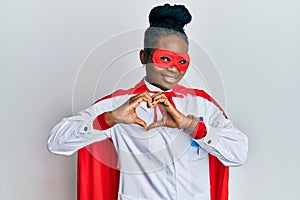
[150,83,169,91]
[144,78,173,92]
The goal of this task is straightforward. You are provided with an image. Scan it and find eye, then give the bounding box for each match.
[160,56,171,62]
[179,60,187,64]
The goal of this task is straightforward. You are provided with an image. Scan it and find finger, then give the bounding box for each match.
[140,92,156,107]
[131,93,152,108]
[147,120,164,131]
[156,99,182,120]
[152,95,168,104]
[151,93,168,101]
[154,97,172,107]
[131,91,152,100]
[132,96,153,108]
[136,92,152,106]
[151,94,169,107]
[151,92,164,99]
[134,117,147,130]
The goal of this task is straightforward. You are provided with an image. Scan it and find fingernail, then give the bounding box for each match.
[152,101,156,106]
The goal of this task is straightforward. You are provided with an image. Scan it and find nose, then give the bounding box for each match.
[167,66,179,73]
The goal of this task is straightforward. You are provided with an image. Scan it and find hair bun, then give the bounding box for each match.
[149,4,192,32]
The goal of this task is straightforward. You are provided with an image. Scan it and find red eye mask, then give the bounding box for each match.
[151,49,190,72]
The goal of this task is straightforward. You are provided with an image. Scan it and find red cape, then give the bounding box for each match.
[77,80,229,200]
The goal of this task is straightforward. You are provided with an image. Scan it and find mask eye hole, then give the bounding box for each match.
[179,60,187,64]
[160,56,171,62]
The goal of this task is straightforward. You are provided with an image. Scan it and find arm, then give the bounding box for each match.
[47,91,153,155]
[147,92,248,167]
[47,103,113,156]
[195,100,248,167]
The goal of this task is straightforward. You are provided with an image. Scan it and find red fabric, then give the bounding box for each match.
[93,112,112,131]
[209,156,229,200]
[78,112,119,200]
[77,142,119,200]
[77,79,229,200]
[191,122,207,139]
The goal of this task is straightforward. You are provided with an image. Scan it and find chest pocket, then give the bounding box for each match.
[188,140,208,161]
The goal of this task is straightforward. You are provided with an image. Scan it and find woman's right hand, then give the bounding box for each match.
[106,91,153,129]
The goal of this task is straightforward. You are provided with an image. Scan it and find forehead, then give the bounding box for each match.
[154,34,188,54]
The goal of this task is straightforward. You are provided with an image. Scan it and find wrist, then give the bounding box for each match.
[181,114,198,132]
[105,111,116,126]
[184,116,207,139]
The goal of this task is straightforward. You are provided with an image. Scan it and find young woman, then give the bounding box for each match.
[48,4,248,200]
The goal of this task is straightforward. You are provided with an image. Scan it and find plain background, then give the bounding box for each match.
[1,0,299,199]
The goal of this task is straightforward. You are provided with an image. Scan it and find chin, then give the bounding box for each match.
[161,83,176,91]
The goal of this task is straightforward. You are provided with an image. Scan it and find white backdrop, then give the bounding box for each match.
[1,0,299,199]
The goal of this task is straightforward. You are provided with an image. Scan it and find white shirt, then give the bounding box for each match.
[48,80,248,200]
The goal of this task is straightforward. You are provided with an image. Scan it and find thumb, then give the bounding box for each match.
[147,120,164,131]
[134,117,147,130]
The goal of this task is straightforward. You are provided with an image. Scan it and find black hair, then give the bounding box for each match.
[144,3,192,52]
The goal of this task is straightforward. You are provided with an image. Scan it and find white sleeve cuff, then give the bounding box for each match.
[78,107,111,137]
[197,126,221,152]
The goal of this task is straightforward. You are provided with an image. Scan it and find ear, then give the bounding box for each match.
[139,49,147,64]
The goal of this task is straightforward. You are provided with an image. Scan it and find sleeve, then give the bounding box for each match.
[194,100,248,167]
[47,100,114,156]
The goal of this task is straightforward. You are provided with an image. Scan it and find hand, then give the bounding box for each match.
[107,91,152,129]
[147,93,196,130]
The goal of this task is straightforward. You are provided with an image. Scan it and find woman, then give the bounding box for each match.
[48,4,248,200]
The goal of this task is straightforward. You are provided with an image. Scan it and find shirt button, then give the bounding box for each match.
[83,126,88,131]
[207,139,211,144]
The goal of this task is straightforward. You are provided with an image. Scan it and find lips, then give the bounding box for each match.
[161,74,179,83]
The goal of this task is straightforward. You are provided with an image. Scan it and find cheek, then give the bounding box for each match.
[146,64,163,74]
[178,73,185,81]
[145,65,160,81]
[179,71,186,76]
[146,64,186,79]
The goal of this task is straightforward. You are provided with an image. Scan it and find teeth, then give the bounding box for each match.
[165,76,176,82]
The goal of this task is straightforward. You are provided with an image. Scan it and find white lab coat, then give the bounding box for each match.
[48,79,248,200]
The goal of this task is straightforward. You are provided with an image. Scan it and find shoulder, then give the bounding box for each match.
[174,84,214,102]
[93,86,139,105]
[175,84,227,117]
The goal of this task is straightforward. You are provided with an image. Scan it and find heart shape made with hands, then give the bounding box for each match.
[137,100,164,128]
[130,92,184,130]
[110,91,188,131]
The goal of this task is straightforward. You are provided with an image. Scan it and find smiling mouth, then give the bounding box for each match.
[161,74,179,83]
